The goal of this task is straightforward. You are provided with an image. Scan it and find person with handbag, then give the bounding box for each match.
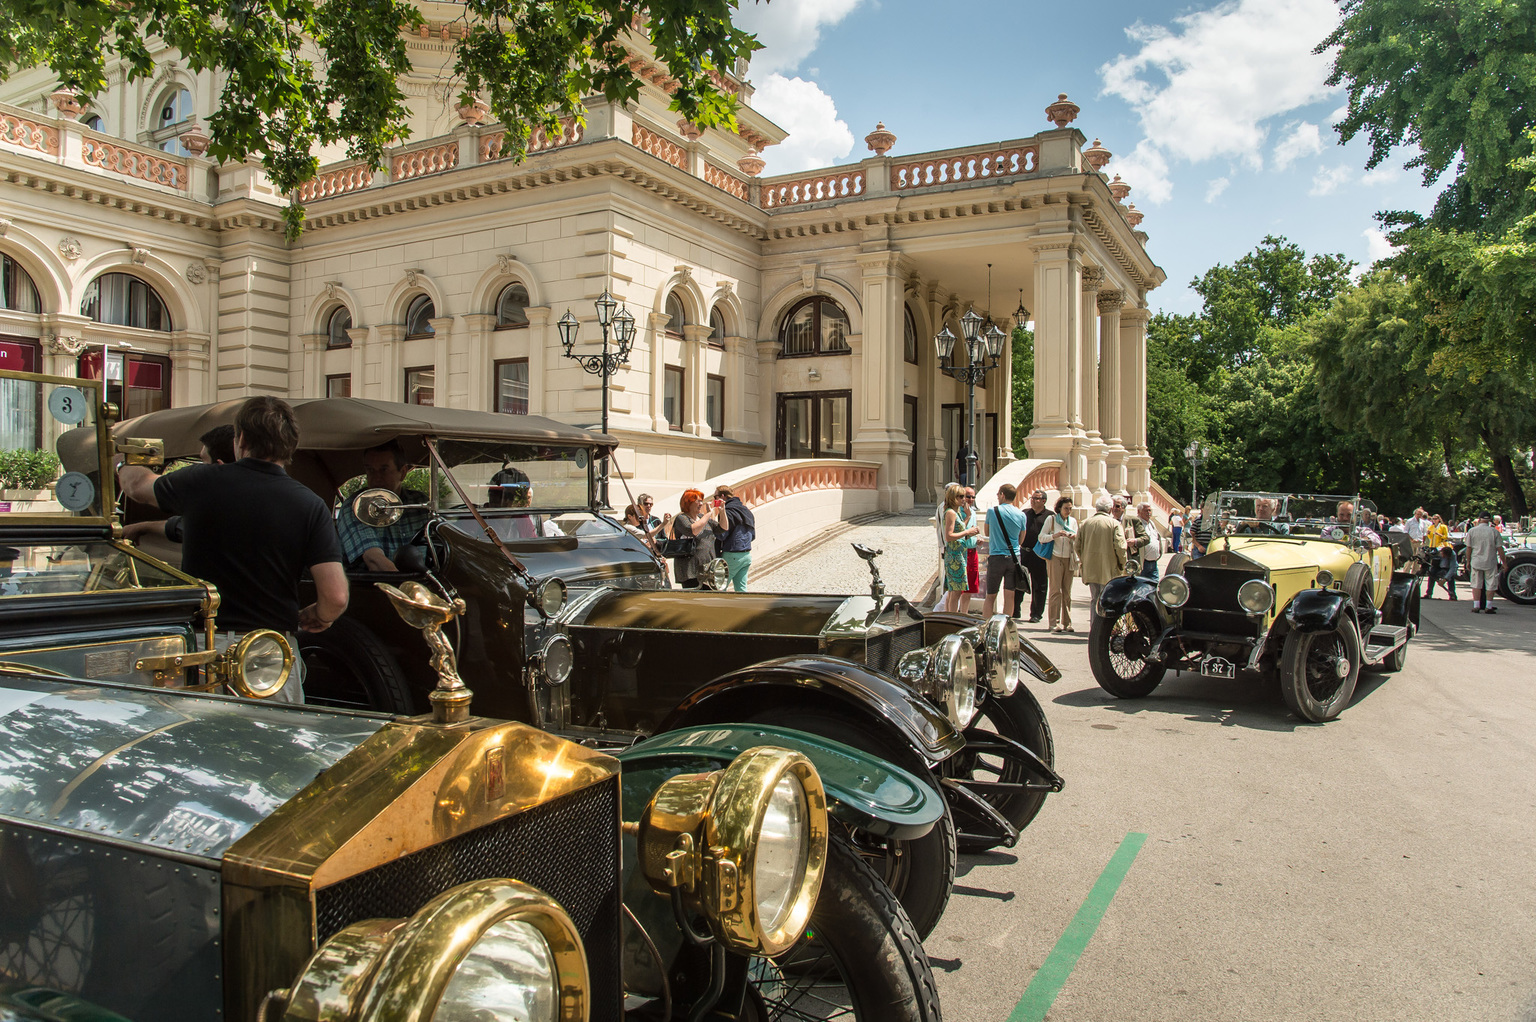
[942,484,983,614]
[1036,496,1079,632]
[665,488,725,589]
[983,483,1029,617]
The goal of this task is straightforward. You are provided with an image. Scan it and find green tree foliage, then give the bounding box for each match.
[1010,324,1033,453]
[0,0,759,236]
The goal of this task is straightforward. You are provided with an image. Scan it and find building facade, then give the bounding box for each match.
[0,29,1163,511]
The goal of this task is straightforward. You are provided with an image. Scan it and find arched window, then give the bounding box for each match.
[327,306,353,348]
[496,282,529,329]
[709,307,727,349]
[904,306,919,365]
[152,87,195,155]
[780,297,851,357]
[81,113,105,133]
[665,292,686,337]
[404,294,435,338]
[81,273,170,331]
[1,254,41,313]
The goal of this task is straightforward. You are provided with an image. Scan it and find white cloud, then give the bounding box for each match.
[1205,176,1230,202]
[735,0,865,76]
[751,74,855,173]
[1273,121,1324,171]
[1363,227,1396,264]
[1361,162,1406,186]
[1310,164,1353,196]
[1109,140,1173,205]
[1098,0,1339,202]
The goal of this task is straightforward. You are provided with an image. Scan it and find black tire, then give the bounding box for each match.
[943,687,1056,853]
[1280,617,1361,722]
[743,837,941,1022]
[1499,557,1536,605]
[1089,604,1166,698]
[1376,640,1408,673]
[745,708,955,941]
[300,617,416,714]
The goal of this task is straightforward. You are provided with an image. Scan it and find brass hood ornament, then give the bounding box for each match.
[376,581,471,723]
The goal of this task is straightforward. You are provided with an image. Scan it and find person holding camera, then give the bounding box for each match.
[668,488,727,589]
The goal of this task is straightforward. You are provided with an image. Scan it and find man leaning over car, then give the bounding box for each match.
[336,440,433,570]
[116,396,349,703]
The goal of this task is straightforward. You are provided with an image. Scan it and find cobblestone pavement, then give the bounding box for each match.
[749,507,946,602]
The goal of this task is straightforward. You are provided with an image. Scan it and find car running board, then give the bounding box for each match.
[1362,624,1408,665]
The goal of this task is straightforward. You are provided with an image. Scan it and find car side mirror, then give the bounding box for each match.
[352,487,404,528]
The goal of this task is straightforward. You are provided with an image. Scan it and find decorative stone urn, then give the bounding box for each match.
[456,98,489,125]
[864,122,896,156]
[50,89,81,117]
[1045,93,1080,129]
[737,149,766,177]
[677,119,703,141]
[179,124,211,156]
[1108,173,1132,203]
[1126,203,1144,227]
[1083,138,1112,172]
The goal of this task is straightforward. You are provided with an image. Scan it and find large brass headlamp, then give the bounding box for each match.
[276,878,587,1022]
[218,629,294,698]
[636,746,828,957]
[895,633,979,728]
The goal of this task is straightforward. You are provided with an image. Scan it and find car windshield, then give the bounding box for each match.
[433,439,595,512]
[1199,491,1379,542]
[2,370,111,522]
[443,511,631,544]
[1,541,195,597]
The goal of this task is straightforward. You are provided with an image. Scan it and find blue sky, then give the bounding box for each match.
[733,0,1442,315]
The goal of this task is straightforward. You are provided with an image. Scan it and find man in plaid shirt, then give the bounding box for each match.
[337,441,431,571]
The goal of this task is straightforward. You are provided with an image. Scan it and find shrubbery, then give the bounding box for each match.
[0,450,62,490]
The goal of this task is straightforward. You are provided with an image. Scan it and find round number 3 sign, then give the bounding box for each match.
[56,472,97,512]
[48,386,88,425]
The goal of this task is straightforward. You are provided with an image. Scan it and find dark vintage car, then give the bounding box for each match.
[110,397,1063,939]
[1090,491,1420,723]
[5,367,945,1022]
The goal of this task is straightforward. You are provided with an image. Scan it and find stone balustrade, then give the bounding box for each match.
[0,109,60,156]
[481,117,584,162]
[890,142,1038,190]
[390,139,460,182]
[730,460,879,508]
[759,169,865,209]
[296,162,375,202]
[703,162,748,201]
[1016,462,1062,501]
[81,137,188,190]
[631,122,687,170]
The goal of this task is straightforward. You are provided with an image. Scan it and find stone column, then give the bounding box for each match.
[462,313,497,412]
[369,324,404,400]
[723,336,752,442]
[1079,266,1107,499]
[1097,289,1127,493]
[1121,306,1153,504]
[522,308,551,417]
[755,338,781,452]
[299,333,326,397]
[996,324,1016,467]
[648,312,671,432]
[1024,235,1089,504]
[345,326,368,395]
[215,245,292,397]
[854,250,913,510]
[925,291,950,495]
[683,323,712,436]
[428,316,454,407]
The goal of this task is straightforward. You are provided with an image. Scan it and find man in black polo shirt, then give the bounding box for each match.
[117,396,348,702]
[1017,488,1050,623]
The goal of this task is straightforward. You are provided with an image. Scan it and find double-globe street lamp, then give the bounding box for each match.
[1184,441,1210,509]
[557,289,636,510]
[935,307,1008,488]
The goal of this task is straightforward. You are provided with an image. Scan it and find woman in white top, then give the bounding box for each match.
[1037,496,1079,631]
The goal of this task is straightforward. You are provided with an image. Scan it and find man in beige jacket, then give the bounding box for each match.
[1078,495,1128,613]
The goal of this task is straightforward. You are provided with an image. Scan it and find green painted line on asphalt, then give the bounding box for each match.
[1006,831,1148,1022]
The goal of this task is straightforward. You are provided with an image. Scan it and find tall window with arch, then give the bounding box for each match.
[404,294,436,338]
[150,87,195,155]
[496,282,530,329]
[1,254,41,314]
[904,306,919,365]
[326,306,353,348]
[708,307,727,349]
[781,296,851,357]
[81,273,171,331]
[80,112,105,133]
[664,292,686,337]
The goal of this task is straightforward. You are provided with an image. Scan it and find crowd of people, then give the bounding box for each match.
[621,486,756,591]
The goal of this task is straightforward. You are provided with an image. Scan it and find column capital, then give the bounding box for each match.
[1023,232,1081,260]
[344,326,371,346]
[300,331,328,352]
[1120,306,1151,325]
[682,323,713,344]
[1081,266,1105,291]
[857,249,905,276]
[523,306,552,327]
[461,312,498,331]
[756,339,783,360]
[1097,289,1126,313]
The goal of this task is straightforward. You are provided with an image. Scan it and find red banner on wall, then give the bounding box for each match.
[0,341,37,372]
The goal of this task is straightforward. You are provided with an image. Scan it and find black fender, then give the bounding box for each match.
[661,655,964,768]
[1286,588,1351,632]
[1379,570,1421,631]
[1096,575,1160,619]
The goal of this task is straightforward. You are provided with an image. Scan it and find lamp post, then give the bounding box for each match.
[557,289,637,510]
[935,307,1007,488]
[1184,441,1209,508]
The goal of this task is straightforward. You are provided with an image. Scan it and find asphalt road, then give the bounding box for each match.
[930,595,1536,1022]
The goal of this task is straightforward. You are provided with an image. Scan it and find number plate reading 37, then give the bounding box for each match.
[1200,655,1236,679]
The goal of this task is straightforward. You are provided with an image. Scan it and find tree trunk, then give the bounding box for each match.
[1480,430,1530,518]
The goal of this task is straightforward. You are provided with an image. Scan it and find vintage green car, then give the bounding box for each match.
[1090,491,1420,722]
[1,367,946,1022]
[110,396,1061,940]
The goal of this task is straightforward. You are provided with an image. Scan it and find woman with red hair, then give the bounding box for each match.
[668,488,726,588]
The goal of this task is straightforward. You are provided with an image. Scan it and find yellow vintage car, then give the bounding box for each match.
[1089,491,1420,722]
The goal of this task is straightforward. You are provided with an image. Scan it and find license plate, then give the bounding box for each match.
[1199,655,1236,679]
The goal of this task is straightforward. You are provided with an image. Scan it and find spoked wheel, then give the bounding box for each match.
[1280,618,1361,722]
[1500,559,1536,605]
[740,838,941,1022]
[300,618,415,713]
[941,687,1059,852]
[746,709,955,940]
[1088,605,1166,698]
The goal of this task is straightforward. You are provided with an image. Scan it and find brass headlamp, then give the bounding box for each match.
[636,746,828,957]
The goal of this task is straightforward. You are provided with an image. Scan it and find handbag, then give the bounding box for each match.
[1033,515,1056,560]
[658,519,698,560]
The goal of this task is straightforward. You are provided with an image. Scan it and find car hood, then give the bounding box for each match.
[1207,536,1358,575]
[0,675,385,862]
[564,589,852,636]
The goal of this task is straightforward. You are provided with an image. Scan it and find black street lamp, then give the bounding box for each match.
[557,289,637,509]
[1184,441,1210,508]
[935,306,1007,487]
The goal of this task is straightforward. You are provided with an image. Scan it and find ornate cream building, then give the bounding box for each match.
[0,25,1165,520]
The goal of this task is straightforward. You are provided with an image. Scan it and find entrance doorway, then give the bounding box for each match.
[776,391,853,460]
